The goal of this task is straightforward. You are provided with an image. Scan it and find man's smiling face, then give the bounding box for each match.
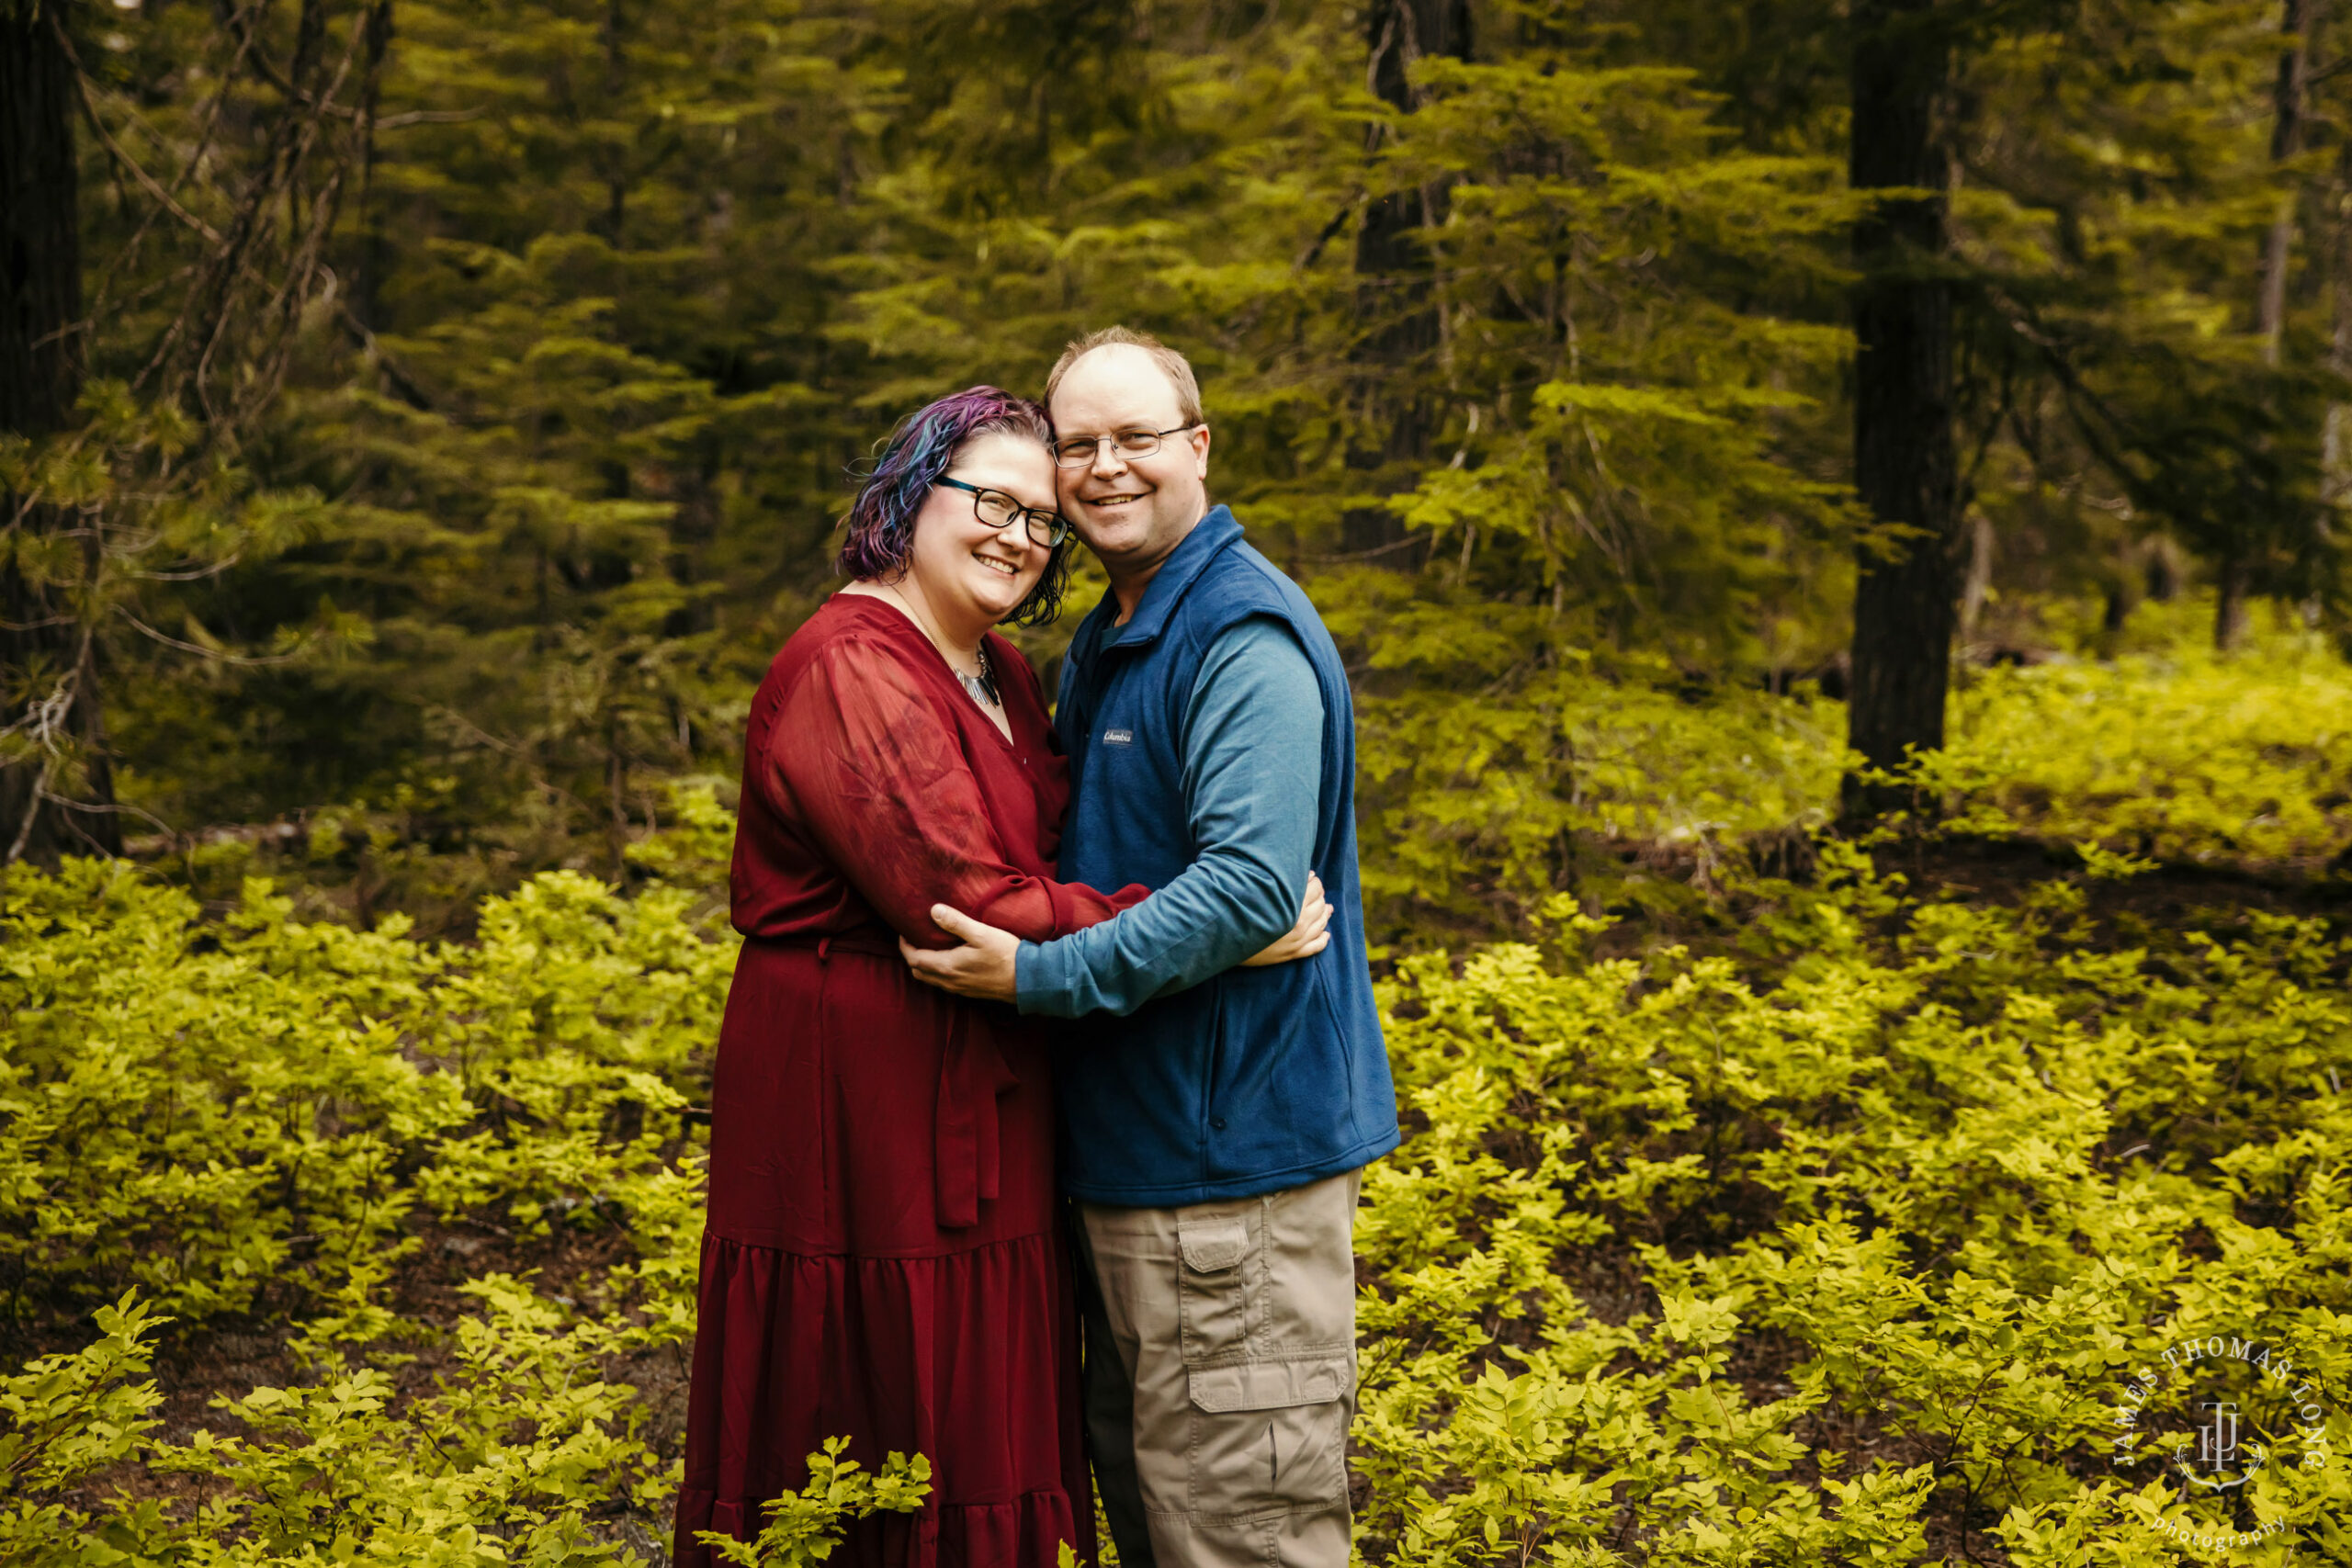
[1048,344,1211,592]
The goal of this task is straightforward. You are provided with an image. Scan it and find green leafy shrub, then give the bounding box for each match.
[0,858,729,1328]
[1356,848,2352,1562]
[1320,570,1847,941]
[0,1293,172,1565]
[0,1279,689,1566]
[694,1438,933,1568]
[9,634,2352,1562]
[1934,623,2352,868]
[1342,598,2352,944]
[0,862,469,1319]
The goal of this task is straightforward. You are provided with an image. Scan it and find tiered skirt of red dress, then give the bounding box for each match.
[673,938,1093,1568]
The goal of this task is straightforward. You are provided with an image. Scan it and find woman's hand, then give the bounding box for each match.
[1242,872,1332,966]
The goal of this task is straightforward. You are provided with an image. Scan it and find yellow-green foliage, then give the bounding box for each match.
[695,1439,934,1568]
[1353,658,1843,924]
[1321,574,1847,939]
[5,834,2351,1562]
[2,1280,750,1566]
[1936,619,2352,868]
[0,855,878,1564]
[1357,848,2352,1563]
[1348,601,2352,942]
[0,859,728,1327]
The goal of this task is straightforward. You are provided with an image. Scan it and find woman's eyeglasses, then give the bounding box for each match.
[935,476,1069,548]
[1050,424,1201,468]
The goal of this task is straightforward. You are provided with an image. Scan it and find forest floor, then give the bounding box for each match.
[32,829,2344,1438]
[17,818,2346,1564]
[1577,829,2352,965]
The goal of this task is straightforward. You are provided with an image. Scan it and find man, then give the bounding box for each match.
[903,327,1398,1568]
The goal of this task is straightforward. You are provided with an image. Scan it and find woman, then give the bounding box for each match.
[673,387,1327,1568]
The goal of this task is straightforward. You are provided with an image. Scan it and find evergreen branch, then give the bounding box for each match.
[78,2,264,332]
[1,619,96,864]
[51,13,225,247]
[374,107,489,130]
[130,0,380,431]
[1298,201,1359,271]
[1302,533,1430,563]
[125,556,244,583]
[4,774,50,866]
[335,300,437,410]
[35,794,180,840]
[113,608,307,669]
[218,0,369,121]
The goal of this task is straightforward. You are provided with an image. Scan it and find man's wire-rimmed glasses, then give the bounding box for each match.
[1051,423,1202,469]
[935,476,1069,547]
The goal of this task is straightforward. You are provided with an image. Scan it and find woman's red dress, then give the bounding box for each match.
[673,593,1145,1568]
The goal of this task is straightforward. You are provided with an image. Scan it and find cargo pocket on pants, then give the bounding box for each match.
[1177,1215,1252,1361]
[1187,1356,1352,1516]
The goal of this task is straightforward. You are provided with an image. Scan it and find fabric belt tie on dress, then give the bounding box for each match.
[933,1006,1019,1229]
[772,928,1019,1230]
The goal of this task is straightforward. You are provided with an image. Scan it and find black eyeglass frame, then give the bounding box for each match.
[1050,423,1204,469]
[934,475,1070,548]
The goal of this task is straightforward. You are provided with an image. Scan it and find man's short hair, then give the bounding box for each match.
[1045,327,1204,428]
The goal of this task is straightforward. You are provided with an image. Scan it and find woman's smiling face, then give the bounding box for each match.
[903,432,1057,629]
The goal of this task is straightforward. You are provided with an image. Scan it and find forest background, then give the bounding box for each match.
[14,0,2352,932]
[10,0,2352,1564]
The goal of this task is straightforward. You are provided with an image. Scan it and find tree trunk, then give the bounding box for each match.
[1,2,119,863]
[2216,551,2252,650]
[1957,510,1993,643]
[351,0,394,330]
[1341,0,1470,558]
[2327,2,2351,534]
[2260,0,2314,365]
[1841,0,1960,820]
[2102,581,2132,637]
[600,0,627,242]
[2145,536,2182,601]
[2229,0,2318,652]
[2325,132,2352,517]
[0,6,78,437]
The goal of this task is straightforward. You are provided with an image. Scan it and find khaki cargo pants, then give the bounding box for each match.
[1073,1169,1361,1568]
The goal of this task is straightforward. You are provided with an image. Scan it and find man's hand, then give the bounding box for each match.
[901,905,1020,1001]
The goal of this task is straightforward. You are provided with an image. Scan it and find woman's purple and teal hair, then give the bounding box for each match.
[837,385,1072,627]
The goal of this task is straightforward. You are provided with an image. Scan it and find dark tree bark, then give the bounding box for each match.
[351,0,394,330]
[1841,0,1959,821]
[1341,0,1470,558]
[0,5,77,438]
[1957,510,1993,641]
[2259,0,2315,363]
[1,1,119,863]
[2215,552,2252,650]
[2326,126,2352,533]
[2230,0,2321,650]
[600,0,627,242]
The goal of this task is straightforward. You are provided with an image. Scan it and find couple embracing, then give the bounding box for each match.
[673,329,1401,1568]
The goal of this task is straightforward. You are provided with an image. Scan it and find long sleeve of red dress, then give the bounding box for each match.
[760,631,1146,945]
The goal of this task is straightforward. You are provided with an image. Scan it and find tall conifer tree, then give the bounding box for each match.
[1843,0,1960,817]
[1344,0,1472,557]
[0,0,113,862]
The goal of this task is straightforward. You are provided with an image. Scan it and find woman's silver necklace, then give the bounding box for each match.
[956,643,1001,710]
[876,582,999,709]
